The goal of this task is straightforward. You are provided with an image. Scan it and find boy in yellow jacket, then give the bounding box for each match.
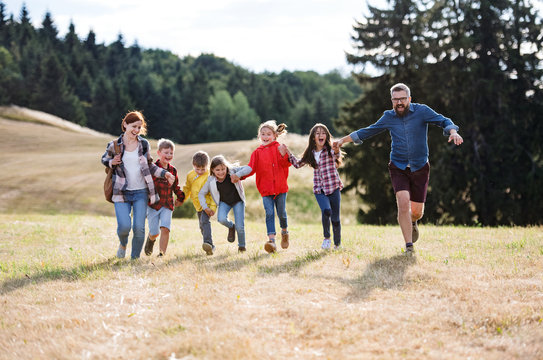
[183,151,217,255]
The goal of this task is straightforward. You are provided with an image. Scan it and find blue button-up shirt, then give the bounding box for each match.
[349,103,459,171]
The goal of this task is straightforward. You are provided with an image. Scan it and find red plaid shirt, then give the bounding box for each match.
[149,160,185,211]
[289,149,343,195]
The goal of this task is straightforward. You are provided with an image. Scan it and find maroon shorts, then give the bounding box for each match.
[388,162,430,203]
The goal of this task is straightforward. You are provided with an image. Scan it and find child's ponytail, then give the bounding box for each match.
[276,123,288,136]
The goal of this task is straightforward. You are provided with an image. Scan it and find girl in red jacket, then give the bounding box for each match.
[236,120,291,253]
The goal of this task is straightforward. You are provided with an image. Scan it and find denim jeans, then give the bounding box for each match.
[217,201,246,247]
[262,192,288,235]
[114,189,148,259]
[197,211,213,245]
[314,188,341,246]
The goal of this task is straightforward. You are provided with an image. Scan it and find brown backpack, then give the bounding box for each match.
[104,141,121,203]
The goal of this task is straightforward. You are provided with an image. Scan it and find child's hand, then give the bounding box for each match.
[174,198,184,207]
[278,144,287,156]
[165,172,175,185]
[204,208,214,217]
[111,154,122,166]
[230,174,240,183]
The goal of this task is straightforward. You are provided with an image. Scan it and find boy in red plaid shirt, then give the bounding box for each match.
[144,139,185,257]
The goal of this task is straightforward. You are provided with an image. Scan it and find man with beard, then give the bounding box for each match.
[333,83,463,253]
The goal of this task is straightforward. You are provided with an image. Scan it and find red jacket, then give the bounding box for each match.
[247,141,291,197]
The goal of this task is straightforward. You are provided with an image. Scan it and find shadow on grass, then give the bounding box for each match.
[258,249,331,276]
[211,252,269,272]
[0,251,207,295]
[343,253,417,302]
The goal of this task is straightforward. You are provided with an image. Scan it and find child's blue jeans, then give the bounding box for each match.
[262,193,288,236]
[314,188,341,246]
[114,189,148,259]
[217,201,246,247]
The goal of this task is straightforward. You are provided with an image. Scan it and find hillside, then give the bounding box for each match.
[0,106,360,223]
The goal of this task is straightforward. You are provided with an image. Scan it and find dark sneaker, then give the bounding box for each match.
[281,232,289,249]
[264,239,277,253]
[144,236,155,256]
[238,246,246,253]
[157,252,164,257]
[412,221,419,243]
[406,244,414,254]
[202,242,215,255]
[227,225,236,243]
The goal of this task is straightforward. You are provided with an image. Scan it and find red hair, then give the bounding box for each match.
[121,111,147,135]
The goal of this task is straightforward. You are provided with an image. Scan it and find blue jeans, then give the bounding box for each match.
[217,201,246,247]
[314,188,341,246]
[262,193,288,235]
[197,211,213,245]
[114,189,148,259]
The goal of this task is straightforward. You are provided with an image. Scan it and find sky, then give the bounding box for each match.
[2,0,390,75]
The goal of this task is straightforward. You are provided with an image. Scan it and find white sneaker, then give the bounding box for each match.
[321,239,331,250]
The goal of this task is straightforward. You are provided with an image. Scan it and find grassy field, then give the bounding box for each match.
[1,214,542,359]
[1,107,542,359]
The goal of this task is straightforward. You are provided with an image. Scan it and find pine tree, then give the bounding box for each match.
[338,0,543,225]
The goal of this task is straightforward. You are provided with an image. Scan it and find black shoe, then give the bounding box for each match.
[227,226,236,243]
[412,221,419,243]
[157,252,164,257]
[238,246,246,253]
[144,236,155,256]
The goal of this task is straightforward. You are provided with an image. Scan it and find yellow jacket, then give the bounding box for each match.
[182,169,216,212]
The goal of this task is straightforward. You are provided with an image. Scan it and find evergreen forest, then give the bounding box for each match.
[0,2,361,143]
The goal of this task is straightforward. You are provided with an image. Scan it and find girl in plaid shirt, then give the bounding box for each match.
[284,124,344,250]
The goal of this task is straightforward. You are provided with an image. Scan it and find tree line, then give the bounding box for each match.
[0,2,361,143]
[338,0,543,226]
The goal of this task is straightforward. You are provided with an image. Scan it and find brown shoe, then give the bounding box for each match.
[281,232,289,249]
[144,236,155,256]
[264,240,276,253]
[412,221,419,243]
[238,246,246,253]
[227,225,236,243]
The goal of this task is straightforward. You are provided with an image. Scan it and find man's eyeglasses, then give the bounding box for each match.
[391,97,408,103]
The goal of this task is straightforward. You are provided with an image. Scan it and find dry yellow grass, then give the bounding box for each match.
[0,214,542,359]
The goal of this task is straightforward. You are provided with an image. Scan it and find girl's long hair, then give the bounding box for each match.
[210,155,239,176]
[300,124,344,169]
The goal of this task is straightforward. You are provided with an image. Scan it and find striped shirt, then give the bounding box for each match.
[289,149,343,195]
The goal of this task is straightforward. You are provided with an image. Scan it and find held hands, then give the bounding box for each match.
[204,208,215,217]
[448,131,463,146]
[174,198,184,207]
[278,144,288,156]
[332,140,342,153]
[230,174,240,183]
[165,172,175,185]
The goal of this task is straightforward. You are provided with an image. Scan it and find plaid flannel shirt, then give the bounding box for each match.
[289,149,343,195]
[101,135,167,204]
[149,160,185,211]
